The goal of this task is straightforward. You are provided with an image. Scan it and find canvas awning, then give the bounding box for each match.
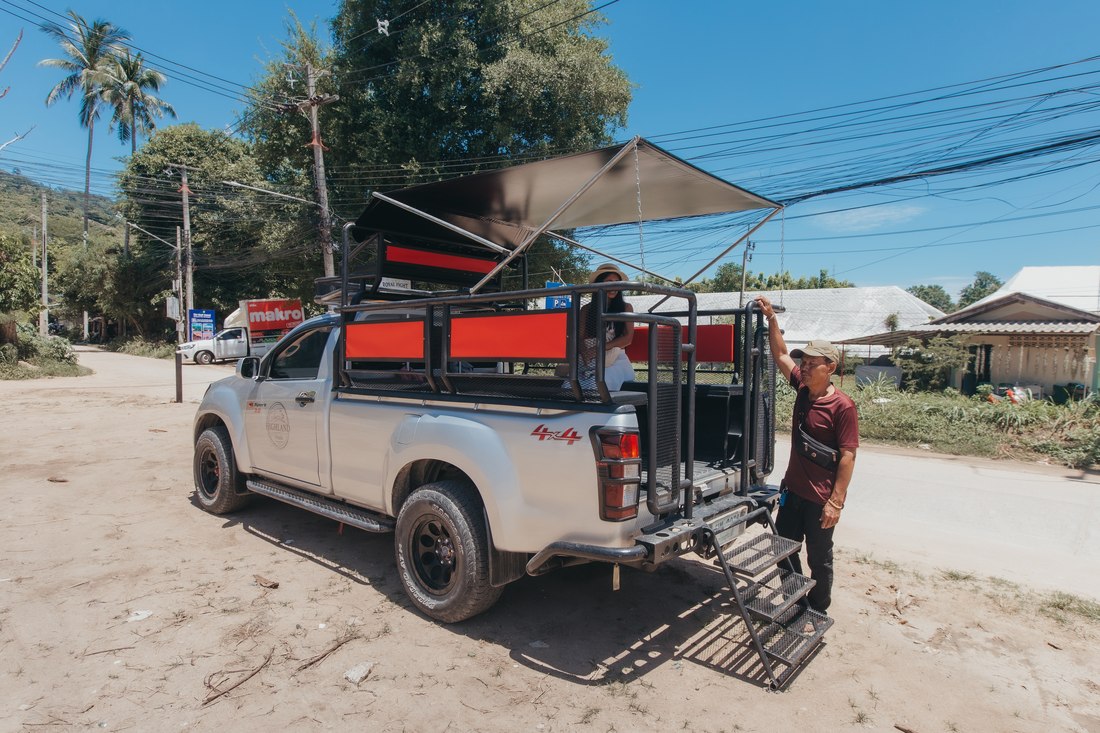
[353,137,779,251]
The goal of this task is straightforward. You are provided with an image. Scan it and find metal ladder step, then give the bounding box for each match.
[756,605,833,667]
[246,479,395,533]
[738,568,815,622]
[718,532,801,577]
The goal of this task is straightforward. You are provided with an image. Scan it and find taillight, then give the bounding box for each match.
[592,429,642,521]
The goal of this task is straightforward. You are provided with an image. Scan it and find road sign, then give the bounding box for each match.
[544,281,571,309]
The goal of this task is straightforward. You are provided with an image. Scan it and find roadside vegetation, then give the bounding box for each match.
[0,323,89,379]
[777,375,1100,469]
[102,335,176,359]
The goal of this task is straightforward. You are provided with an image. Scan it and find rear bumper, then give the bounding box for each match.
[524,487,780,576]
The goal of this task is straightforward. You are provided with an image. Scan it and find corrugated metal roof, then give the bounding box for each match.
[840,321,1099,346]
[627,286,943,350]
[969,265,1100,315]
[917,322,1098,334]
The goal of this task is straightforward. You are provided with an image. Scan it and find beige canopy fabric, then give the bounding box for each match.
[353,138,779,250]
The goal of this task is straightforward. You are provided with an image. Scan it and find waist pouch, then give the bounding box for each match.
[796,426,839,470]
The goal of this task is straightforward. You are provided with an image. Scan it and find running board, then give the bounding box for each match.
[246,479,394,533]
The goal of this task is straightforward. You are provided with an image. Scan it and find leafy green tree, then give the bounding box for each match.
[893,334,970,391]
[907,283,954,312]
[0,231,39,345]
[957,270,1003,309]
[101,49,175,157]
[324,0,631,184]
[0,231,38,312]
[116,124,317,332]
[39,11,130,235]
[241,2,631,294]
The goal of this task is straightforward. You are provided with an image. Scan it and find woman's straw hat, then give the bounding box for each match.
[588,263,628,283]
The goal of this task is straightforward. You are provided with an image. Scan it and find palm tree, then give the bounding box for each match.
[39,11,130,236]
[102,49,175,158]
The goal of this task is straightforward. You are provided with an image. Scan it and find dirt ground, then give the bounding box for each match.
[1,350,1098,733]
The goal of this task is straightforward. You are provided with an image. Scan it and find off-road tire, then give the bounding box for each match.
[195,350,214,365]
[395,481,503,623]
[193,426,250,514]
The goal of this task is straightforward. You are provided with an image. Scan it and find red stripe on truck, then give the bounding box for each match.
[386,245,496,274]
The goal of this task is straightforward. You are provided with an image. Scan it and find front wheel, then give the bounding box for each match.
[193,426,250,514]
[195,350,214,365]
[395,481,503,623]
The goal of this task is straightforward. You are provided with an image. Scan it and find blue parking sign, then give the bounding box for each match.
[544,281,571,309]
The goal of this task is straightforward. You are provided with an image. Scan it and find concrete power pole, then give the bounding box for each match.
[39,192,48,336]
[287,62,339,278]
[176,226,184,344]
[175,164,194,319]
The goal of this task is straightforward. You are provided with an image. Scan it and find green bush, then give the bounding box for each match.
[103,336,177,359]
[12,323,77,364]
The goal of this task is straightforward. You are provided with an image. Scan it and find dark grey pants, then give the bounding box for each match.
[775,491,834,613]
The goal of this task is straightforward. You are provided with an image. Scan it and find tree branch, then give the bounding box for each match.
[0,126,35,154]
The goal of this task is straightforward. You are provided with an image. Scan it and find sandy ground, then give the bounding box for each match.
[1,348,1098,733]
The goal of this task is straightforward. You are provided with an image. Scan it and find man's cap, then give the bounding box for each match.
[791,339,840,364]
[588,263,628,283]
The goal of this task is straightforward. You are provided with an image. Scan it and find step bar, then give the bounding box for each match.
[246,479,395,533]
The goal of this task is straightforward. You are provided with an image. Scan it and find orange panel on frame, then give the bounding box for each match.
[345,321,425,360]
[451,311,568,361]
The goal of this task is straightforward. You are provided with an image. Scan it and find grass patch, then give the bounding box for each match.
[102,336,177,359]
[940,570,976,582]
[1039,591,1100,624]
[776,378,1100,468]
[0,359,92,379]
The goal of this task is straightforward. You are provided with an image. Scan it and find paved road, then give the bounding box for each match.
[773,437,1100,599]
[35,348,1100,600]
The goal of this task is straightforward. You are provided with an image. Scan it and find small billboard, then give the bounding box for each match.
[189,309,216,341]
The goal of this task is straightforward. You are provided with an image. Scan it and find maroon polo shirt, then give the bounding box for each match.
[783,365,860,505]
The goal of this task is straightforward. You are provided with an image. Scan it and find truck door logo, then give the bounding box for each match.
[531,424,582,445]
[266,402,290,448]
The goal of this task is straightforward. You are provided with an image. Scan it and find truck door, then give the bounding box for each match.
[244,325,334,489]
[214,328,248,360]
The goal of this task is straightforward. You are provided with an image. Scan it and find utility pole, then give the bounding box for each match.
[739,240,756,307]
[39,192,48,337]
[176,226,184,343]
[284,62,339,278]
[31,223,37,268]
[171,163,195,319]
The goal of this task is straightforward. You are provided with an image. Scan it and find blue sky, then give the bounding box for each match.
[3,0,1100,297]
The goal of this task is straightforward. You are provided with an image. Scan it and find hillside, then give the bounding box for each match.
[0,169,119,245]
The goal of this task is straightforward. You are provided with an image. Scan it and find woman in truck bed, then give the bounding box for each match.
[580,263,636,390]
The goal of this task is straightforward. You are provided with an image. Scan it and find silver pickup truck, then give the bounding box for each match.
[191,138,831,690]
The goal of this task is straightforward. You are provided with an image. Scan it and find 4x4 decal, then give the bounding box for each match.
[531,424,582,445]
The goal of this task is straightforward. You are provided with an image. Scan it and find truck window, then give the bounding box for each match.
[268,327,333,380]
[217,328,244,341]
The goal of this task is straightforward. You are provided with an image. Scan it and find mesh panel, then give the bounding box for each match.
[753,324,777,480]
[648,323,681,493]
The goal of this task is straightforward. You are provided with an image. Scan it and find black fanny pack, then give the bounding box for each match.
[796,425,839,470]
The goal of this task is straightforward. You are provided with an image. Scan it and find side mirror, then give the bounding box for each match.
[237,356,262,380]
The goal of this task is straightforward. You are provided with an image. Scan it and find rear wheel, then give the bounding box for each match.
[395,481,502,623]
[193,426,250,514]
[195,350,214,365]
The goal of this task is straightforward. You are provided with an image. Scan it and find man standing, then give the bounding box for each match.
[755,296,858,618]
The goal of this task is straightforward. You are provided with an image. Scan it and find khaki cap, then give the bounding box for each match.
[791,339,840,364]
